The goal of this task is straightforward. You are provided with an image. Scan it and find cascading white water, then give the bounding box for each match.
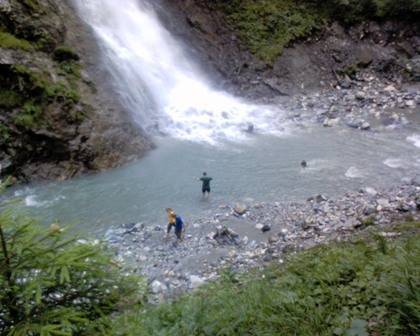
[73,0,285,144]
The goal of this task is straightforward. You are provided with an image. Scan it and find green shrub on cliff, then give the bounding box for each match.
[53,46,80,62]
[0,209,146,335]
[218,0,322,63]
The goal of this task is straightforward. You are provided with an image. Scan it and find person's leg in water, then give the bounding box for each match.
[202,187,211,198]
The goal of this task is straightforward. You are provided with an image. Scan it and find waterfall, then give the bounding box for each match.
[72,0,283,144]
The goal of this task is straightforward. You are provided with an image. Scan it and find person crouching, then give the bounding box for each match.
[165,208,184,241]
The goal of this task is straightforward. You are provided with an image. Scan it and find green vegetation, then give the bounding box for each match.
[112,226,419,336]
[0,64,82,129]
[217,0,322,63]
[0,208,146,335]
[0,90,23,108]
[53,46,80,62]
[0,31,33,51]
[0,124,11,144]
[216,0,420,63]
[13,101,43,128]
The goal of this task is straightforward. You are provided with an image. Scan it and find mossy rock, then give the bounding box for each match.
[53,46,80,62]
[0,31,33,51]
[13,101,43,129]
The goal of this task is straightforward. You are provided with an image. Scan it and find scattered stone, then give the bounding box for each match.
[190,275,205,289]
[323,118,339,127]
[315,194,328,203]
[151,280,167,294]
[365,187,378,196]
[360,121,371,130]
[234,203,248,215]
[355,91,366,100]
[213,226,240,245]
[261,224,271,233]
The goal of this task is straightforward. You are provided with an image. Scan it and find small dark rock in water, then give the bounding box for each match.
[315,194,328,203]
[261,224,271,233]
[245,123,255,133]
[122,222,143,235]
[410,175,420,187]
[301,160,307,168]
[213,226,240,245]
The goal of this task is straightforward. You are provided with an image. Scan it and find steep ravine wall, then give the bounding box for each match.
[163,0,420,98]
[0,0,152,182]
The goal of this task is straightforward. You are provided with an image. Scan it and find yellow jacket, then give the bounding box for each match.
[167,211,176,225]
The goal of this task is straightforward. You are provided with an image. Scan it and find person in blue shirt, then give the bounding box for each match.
[166,209,184,241]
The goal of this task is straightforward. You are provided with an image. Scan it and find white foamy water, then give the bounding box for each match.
[407,135,420,148]
[24,195,65,208]
[383,158,405,169]
[345,166,364,179]
[72,0,284,144]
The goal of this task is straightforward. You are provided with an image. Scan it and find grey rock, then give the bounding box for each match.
[360,121,371,130]
[315,194,328,203]
[151,280,167,294]
[234,203,248,215]
[189,275,205,289]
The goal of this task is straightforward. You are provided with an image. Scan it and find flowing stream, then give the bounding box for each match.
[6,0,420,234]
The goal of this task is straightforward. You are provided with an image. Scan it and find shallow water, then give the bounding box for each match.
[8,122,420,235]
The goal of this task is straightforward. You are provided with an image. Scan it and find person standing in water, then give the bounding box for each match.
[198,172,213,197]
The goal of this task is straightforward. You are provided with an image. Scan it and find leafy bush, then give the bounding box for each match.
[217,0,322,63]
[53,46,80,62]
[0,202,146,335]
[113,229,420,335]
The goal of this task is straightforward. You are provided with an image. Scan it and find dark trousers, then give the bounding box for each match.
[167,223,182,239]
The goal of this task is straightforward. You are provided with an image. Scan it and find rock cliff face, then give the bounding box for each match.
[0,0,152,182]
[163,0,419,98]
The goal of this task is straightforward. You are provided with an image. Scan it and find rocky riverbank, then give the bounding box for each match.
[107,179,420,302]
[276,68,420,131]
